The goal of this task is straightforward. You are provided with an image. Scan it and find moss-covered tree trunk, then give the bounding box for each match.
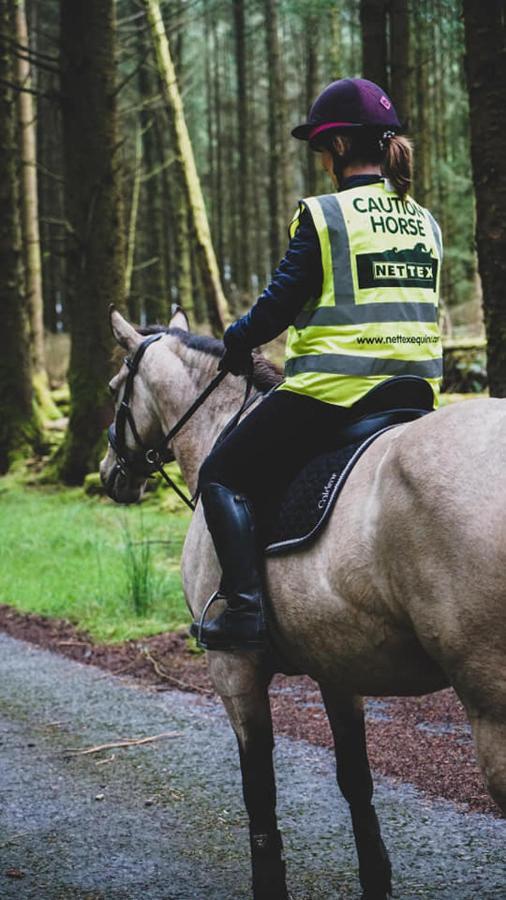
[0,0,41,472]
[15,2,44,377]
[58,0,125,484]
[463,0,506,396]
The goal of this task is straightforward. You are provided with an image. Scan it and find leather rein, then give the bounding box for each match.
[107,333,253,511]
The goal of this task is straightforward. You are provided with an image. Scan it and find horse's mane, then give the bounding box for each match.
[138,324,283,393]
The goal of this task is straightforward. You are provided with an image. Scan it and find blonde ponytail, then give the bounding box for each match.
[382,135,413,199]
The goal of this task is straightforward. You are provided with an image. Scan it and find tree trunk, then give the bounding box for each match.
[305,16,319,196]
[0,0,41,472]
[137,29,168,324]
[389,0,411,128]
[58,0,126,484]
[413,4,430,206]
[463,0,506,396]
[360,0,389,90]
[153,110,175,303]
[15,0,45,379]
[265,0,283,270]
[143,0,230,333]
[125,122,142,309]
[233,0,250,294]
[210,13,225,279]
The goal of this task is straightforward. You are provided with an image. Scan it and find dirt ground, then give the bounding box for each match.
[0,603,498,818]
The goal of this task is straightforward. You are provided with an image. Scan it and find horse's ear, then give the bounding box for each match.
[169,304,189,332]
[109,305,142,352]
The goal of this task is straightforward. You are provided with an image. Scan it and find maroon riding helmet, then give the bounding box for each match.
[292,78,401,148]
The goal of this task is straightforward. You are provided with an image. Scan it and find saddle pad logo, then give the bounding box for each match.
[356,243,438,290]
[318,472,338,510]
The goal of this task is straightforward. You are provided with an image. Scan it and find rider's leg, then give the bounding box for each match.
[190,482,267,650]
[191,390,350,651]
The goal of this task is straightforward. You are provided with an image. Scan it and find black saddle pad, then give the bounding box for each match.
[263,426,394,556]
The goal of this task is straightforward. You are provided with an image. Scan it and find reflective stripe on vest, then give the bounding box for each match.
[279,180,443,408]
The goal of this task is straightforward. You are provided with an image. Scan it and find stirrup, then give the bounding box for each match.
[189,592,266,652]
[190,590,222,648]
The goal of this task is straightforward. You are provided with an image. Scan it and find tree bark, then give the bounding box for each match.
[233,0,251,293]
[143,0,230,333]
[0,0,41,472]
[58,0,126,484]
[125,122,142,307]
[305,16,319,196]
[413,3,430,206]
[265,0,284,270]
[15,0,45,379]
[463,0,506,396]
[360,0,389,90]
[389,0,411,128]
[137,29,168,324]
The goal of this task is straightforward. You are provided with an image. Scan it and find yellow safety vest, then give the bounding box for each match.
[278,180,443,407]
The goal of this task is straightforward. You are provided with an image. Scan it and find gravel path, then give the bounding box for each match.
[0,634,504,900]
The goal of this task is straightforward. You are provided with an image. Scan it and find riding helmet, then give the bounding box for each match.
[292,78,401,147]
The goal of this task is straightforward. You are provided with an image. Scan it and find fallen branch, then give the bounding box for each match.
[143,649,213,696]
[95,754,116,766]
[112,657,143,676]
[57,639,90,647]
[64,731,180,756]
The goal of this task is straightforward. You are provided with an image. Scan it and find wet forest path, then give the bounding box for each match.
[0,634,504,900]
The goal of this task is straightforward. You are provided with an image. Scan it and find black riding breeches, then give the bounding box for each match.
[198,388,351,528]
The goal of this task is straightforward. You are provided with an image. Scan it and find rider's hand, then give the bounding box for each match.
[218,345,253,376]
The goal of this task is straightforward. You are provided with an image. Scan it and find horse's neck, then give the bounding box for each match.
[164,358,248,495]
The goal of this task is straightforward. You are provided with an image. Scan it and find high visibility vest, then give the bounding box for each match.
[278,180,443,408]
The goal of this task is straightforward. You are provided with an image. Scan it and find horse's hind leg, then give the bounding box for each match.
[320,686,392,900]
[467,711,506,814]
[211,657,289,900]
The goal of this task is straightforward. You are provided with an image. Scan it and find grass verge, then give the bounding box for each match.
[0,473,191,642]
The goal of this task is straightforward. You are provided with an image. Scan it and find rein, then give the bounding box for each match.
[108,333,253,511]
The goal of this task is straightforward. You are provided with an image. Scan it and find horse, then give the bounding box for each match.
[100,307,506,900]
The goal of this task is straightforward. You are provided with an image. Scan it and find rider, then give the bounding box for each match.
[191,77,443,652]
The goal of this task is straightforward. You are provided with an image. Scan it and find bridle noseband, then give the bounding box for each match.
[107,333,252,511]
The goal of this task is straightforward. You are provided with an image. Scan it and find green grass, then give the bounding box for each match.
[0,475,192,642]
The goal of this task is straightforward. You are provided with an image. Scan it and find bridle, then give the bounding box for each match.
[107,333,253,510]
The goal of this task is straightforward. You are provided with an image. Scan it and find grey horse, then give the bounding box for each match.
[100,308,506,900]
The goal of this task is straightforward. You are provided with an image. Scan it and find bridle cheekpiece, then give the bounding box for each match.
[107,332,233,510]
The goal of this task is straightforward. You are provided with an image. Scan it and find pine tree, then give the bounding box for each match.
[58,0,126,483]
[0,0,41,471]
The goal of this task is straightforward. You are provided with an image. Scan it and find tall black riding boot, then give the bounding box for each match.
[190,482,267,652]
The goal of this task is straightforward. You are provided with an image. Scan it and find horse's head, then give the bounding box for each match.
[99,305,190,504]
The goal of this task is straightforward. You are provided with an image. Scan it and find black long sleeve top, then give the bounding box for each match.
[224,174,384,352]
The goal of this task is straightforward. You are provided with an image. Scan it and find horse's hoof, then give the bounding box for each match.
[361,892,391,900]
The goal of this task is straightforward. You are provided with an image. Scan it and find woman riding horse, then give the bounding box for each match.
[191,77,443,653]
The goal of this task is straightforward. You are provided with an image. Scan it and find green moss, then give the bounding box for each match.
[33,370,60,421]
[0,400,45,474]
[83,471,105,496]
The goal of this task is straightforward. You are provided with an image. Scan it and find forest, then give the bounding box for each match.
[0,0,505,486]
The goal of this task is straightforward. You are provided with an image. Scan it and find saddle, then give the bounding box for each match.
[263,376,434,555]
